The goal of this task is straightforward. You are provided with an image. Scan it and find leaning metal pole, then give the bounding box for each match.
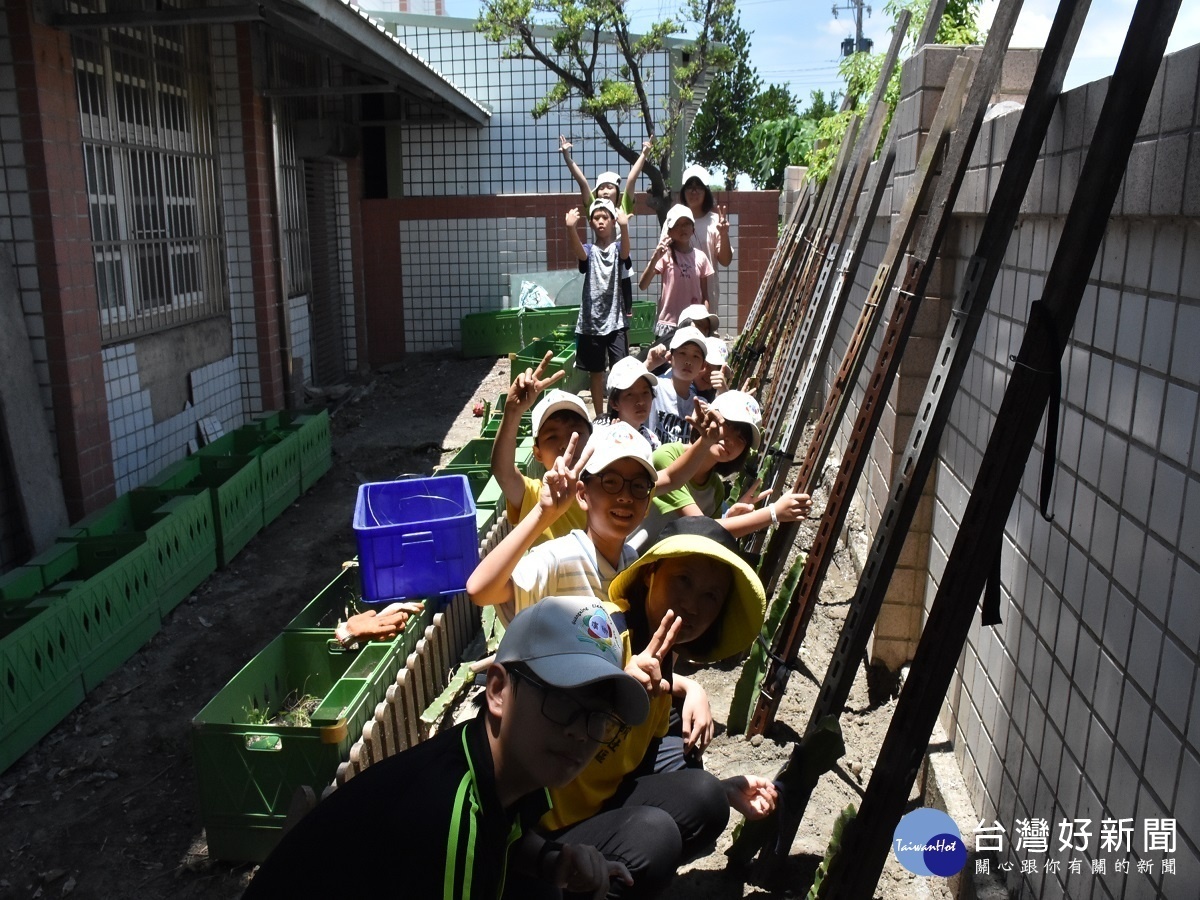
[814,0,1182,894]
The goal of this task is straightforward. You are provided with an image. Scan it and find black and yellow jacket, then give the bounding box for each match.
[244,715,550,899]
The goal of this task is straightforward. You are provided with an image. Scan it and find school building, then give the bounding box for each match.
[0,1,779,568]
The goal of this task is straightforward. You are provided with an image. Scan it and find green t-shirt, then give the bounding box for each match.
[651,442,727,516]
[587,189,637,216]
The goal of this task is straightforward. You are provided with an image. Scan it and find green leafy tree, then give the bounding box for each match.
[804,0,985,183]
[746,90,839,189]
[687,6,767,189]
[477,0,736,219]
[753,84,800,122]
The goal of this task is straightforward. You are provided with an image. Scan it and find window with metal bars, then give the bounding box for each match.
[72,1,227,341]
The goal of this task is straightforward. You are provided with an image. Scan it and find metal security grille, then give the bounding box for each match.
[269,43,315,300]
[305,159,347,385]
[71,0,226,342]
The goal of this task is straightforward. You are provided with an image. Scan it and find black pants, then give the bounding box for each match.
[505,768,729,900]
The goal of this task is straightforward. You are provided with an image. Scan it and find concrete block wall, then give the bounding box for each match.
[824,41,1199,899]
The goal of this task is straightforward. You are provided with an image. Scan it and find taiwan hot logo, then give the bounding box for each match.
[892,808,968,877]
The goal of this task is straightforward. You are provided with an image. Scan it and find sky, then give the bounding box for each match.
[435,0,1200,108]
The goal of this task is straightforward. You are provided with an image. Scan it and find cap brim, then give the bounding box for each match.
[526,653,649,726]
[608,370,658,391]
[609,535,766,663]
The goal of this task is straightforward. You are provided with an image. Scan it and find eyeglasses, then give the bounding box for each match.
[582,471,654,500]
[511,669,625,743]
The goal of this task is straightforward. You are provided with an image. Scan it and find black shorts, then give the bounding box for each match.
[576,329,629,373]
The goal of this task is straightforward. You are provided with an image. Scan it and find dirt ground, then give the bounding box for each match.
[0,352,957,899]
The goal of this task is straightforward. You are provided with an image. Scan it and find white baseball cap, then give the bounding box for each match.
[583,421,657,481]
[703,336,728,367]
[678,304,719,331]
[531,389,590,439]
[709,390,762,449]
[588,198,617,219]
[664,204,695,230]
[607,356,658,392]
[681,164,711,188]
[594,171,621,190]
[668,325,708,354]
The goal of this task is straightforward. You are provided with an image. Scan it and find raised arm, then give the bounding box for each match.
[719,489,812,539]
[565,206,588,262]
[621,140,652,209]
[469,434,590,609]
[639,236,670,291]
[653,400,720,493]
[491,352,566,513]
[559,135,592,210]
[712,204,733,267]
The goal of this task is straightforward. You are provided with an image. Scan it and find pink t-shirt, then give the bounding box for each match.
[653,246,713,327]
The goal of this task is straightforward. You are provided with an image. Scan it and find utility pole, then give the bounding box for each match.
[833,0,873,55]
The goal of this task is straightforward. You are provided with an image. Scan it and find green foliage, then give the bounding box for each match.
[478,0,736,216]
[805,0,985,186]
[808,805,857,900]
[745,89,840,190]
[686,5,761,189]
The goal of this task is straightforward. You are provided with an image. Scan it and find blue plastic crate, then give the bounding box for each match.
[353,476,479,604]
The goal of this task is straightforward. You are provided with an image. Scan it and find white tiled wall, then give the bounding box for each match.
[815,42,1199,900]
[288,294,313,386]
[102,345,246,495]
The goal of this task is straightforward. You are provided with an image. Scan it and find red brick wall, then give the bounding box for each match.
[237,24,286,412]
[8,6,115,518]
[360,191,780,365]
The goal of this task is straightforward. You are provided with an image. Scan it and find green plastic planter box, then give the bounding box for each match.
[148,455,263,569]
[255,409,331,493]
[442,438,532,476]
[192,616,427,862]
[203,424,303,525]
[510,337,575,385]
[63,488,217,617]
[461,308,522,358]
[0,598,85,774]
[44,537,161,693]
[628,300,656,346]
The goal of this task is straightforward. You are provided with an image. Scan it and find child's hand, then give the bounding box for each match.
[341,601,424,644]
[640,139,652,158]
[626,610,682,697]
[506,351,566,414]
[716,204,730,232]
[615,207,629,229]
[565,206,582,228]
[645,344,668,370]
[772,491,813,524]
[558,134,573,157]
[550,844,634,895]
[726,479,769,519]
[686,398,721,445]
[722,775,779,820]
[538,431,591,518]
[739,376,757,397]
[708,364,728,395]
[680,681,714,754]
[653,236,671,260]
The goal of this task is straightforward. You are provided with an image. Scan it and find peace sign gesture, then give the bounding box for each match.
[538,430,593,519]
[506,350,567,415]
[715,204,730,232]
[626,609,683,697]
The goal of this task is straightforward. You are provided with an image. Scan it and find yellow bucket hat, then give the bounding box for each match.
[609,517,765,663]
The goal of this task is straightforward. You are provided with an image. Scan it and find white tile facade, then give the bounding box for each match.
[822,42,1200,898]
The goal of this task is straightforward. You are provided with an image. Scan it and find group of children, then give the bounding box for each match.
[246,151,808,900]
[559,137,734,420]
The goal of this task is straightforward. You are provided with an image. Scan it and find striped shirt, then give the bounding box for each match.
[511,529,636,618]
